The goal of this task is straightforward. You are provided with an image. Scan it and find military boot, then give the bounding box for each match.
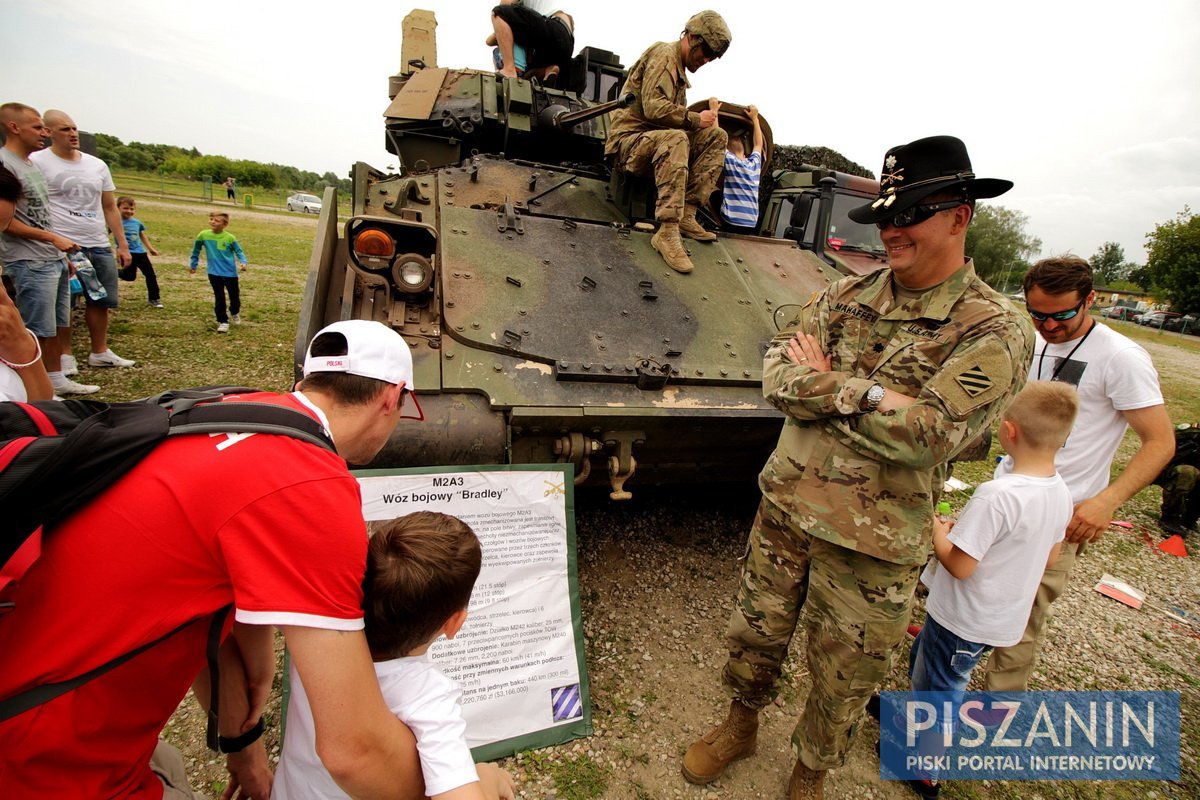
[787,759,827,800]
[679,204,718,241]
[681,700,758,784]
[652,223,695,273]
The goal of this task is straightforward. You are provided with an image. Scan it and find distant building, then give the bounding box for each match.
[1098,286,1159,311]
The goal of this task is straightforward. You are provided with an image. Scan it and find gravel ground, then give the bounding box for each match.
[164,481,1199,800]
[163,324,1200,800]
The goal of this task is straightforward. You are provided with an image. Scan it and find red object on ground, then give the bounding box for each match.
[1156,535,1189,558]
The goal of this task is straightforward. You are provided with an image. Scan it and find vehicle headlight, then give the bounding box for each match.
[391,253,433,294]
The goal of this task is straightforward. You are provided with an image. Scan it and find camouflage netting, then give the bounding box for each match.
[771,145,874,180]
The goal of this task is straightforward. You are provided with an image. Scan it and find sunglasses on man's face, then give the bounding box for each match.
[876,200,966,230]
[1026,297,1087,323]
[399,388,425,421]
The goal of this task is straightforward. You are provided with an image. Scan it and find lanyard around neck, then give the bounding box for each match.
[1037,320,1095,382]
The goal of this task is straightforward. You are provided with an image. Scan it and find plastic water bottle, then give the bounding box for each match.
[68,250,106,301]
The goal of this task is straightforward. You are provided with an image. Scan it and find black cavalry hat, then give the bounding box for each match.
[848,135,1013,225]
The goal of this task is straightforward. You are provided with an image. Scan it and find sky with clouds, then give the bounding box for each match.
[3,0,1197,263]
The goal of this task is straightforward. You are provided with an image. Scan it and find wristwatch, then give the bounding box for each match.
[862,383,886,412]
[217,717,265,754]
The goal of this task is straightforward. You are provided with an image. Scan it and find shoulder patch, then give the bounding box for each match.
[927,338,1014,419]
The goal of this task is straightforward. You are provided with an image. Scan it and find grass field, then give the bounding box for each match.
[67,195,319,399]
[111,168,353,215]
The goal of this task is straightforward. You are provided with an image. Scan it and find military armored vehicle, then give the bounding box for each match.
[296,10,886,498]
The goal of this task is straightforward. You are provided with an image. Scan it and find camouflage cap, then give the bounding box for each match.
[685,11,731,57]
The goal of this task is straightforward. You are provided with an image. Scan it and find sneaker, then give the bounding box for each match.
[150,300,164,308]
[217,322,230,333]
[61,354,79,377]
[51,377,100,395]
[88,350,137,368]
[231,313,241,324]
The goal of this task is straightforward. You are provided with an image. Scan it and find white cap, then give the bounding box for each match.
[303,320,414,388]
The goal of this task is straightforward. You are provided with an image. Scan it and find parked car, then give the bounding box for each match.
[1101,306,1137,321]
[286,193,322,213]
[1138,311,1181,327]
[1162,314,1198,334]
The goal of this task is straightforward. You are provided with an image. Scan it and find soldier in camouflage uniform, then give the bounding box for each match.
[681,136,1034,799]
[1153,424,1199,535]
[604,11,730,274]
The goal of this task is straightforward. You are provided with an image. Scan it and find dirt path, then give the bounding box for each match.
[131,197,322,228]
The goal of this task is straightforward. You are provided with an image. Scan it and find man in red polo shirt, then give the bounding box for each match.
[0,320,426,799]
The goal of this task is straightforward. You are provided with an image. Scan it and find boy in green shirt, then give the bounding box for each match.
[189,212,248,332]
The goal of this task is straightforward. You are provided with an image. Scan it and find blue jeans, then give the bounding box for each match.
[5,257,71,338]
[909,614,990,694]
[81,246,120,309]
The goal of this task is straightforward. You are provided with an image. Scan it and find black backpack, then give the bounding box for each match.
[0,387,336,747]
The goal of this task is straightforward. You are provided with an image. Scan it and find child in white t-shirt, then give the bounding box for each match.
[904,381,1077,797]
[275,511,515,800]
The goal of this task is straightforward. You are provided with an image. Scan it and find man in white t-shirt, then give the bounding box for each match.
[984,255,1175,691]
[31,110,135,376]
[0,103,95,396]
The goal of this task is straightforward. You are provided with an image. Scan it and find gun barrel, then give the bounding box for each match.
[552,92,636,130]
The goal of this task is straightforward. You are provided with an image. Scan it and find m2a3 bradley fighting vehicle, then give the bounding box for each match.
[295,10,887,499]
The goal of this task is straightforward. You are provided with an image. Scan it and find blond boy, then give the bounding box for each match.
[188,211,248,332]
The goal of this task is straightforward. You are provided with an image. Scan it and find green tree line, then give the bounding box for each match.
[94,133,351,194]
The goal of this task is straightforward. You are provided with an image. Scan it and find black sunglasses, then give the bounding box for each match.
[1026,296,1087,323]
[876,200,966,230]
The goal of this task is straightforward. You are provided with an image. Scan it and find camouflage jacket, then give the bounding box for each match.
[759,260,1034,566]
[604,41,702,154]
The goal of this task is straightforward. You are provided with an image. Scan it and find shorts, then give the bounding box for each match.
[4,257,71,338]
[492,4,573,70]
[81,245,120,309]
[151,739,208,800]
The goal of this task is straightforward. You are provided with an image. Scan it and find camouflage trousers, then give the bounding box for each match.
[983,539,1082,692]
[608,126,727,222]
[1154,464,1199,527]
[722,497,921,770]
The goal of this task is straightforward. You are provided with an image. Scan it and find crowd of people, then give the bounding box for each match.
[0,101,257,403]
[0,6,1194,800]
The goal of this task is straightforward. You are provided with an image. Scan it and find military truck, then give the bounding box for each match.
[296,10,885,498]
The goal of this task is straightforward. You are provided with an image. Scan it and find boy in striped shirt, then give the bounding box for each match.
[718,103,764,231]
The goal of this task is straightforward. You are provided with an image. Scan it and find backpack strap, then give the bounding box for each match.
[167,402,335,453]
[0,605,233,724]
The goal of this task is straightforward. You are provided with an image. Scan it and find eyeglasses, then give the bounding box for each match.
[399,388,425,421]
[1026,296,1087,323]
[876,200,966,230]
[690,36,720,61]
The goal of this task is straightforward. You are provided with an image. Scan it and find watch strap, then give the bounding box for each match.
[218,717,265,754]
